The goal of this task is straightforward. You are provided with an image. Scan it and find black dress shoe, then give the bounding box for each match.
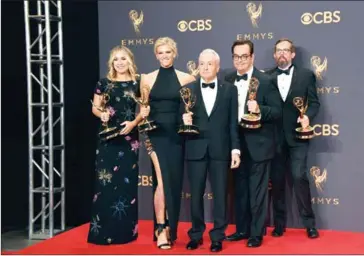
[307,228,319,239]
[225,232,250,241]
[210,241,222,252]
[186,239,203,250]
[271,227,286,237]
[247,236,262,247]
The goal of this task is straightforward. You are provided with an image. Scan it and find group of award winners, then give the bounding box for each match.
[86,36,320,252]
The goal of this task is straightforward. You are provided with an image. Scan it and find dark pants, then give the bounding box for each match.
[187,152,229,242]
[233,146,270,237]
[271,139,316,229]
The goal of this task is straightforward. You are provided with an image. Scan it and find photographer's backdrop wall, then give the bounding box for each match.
[98,1,364,232]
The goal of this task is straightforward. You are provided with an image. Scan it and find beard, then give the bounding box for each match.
[277,56,289,68]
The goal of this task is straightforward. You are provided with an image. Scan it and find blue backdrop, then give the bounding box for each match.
[98,1,364,232]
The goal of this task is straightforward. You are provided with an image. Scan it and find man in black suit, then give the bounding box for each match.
[182,49,241,253]
[265,38,320,239]
[224,40,282,247]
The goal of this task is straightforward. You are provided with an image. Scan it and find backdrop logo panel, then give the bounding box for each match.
[177,19,212,32]
[99,1,364,232]
[310,166,340,206]
[311,56,328,80]
[311,56,340,95]
[237,2,274,41]
[129,10,144,35]
[313,124,339,137]
[138,175,153,187]
[301,11,341,25]
[121,9,156,47]
[186,61,199,77]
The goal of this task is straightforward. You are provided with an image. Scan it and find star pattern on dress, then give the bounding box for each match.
[120,106,135,121]
[90,216,101,235]
[88,79,139,245]
[111,197,129,220]
[98,169,113,186]
[123,90,135,103]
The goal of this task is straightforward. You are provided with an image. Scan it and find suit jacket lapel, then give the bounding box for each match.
[195,78,209,118]
[286,66,298,102]
[210,79,224,117]
[225,72,237,84]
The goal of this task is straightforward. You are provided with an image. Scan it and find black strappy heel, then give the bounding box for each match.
[155,223,171,250]
[165,219,174,245]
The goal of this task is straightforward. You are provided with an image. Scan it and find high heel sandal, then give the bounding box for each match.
[165,219,173,245]
[155,224,171,250]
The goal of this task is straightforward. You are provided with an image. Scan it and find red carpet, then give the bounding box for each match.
[5,220,364,254]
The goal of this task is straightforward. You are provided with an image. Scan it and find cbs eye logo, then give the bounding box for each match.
[301,11,341,25]
[177,19,212,32]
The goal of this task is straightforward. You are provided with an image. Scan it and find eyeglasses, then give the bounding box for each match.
[232,54,251,61]
[275,48,291,54]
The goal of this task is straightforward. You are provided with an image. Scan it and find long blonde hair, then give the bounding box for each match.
[106,45,138,82]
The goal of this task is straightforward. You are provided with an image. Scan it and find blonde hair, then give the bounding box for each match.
[106,45,137,82]
[153,37,178,58]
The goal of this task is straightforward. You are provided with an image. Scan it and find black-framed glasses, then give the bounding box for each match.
[232,54,251,61]
[275,48,291,54]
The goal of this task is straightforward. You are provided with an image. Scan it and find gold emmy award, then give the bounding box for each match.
[178,87,199,135]
[293,97,315,139]
[240,77,261,129]
[91,92,119,141]
[124,82,157,133]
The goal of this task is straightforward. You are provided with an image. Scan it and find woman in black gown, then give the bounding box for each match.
[87,45,143,245]
[140,37,196,249]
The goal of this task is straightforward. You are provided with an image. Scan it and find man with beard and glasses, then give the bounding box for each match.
[265,38,320,239]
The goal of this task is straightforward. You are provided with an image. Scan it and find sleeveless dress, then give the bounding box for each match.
[148,66,184,242]
[87,78,139,245]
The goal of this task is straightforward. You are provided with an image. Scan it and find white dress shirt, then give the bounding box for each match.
[200,77,240,156]
[200,77,218,116]
[234,66,254,121]
[277,66,294,102]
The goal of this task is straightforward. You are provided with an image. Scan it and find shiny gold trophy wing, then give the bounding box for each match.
[293,96,314,139]
[137,75,157,133]
[91,85,118,141]
[178,87,199,135]
[240,77,261,129]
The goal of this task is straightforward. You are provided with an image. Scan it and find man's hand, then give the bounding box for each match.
[230,153,241,169]
[297,115,310,129]
[247,100,260,114]
[183,112,193,125]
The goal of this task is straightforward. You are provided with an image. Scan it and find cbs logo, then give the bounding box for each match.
[177,19,212,32]
[138,175,153,186]
[313,124,339,136]
[301,11,341,25]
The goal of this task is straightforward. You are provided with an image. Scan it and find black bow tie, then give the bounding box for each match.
[202,82,215,89]
[236,74,248,82]
[277,65,292,75]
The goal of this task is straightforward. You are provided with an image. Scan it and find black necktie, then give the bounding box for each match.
[236,74,248,82]
[202,82,215,89]
[277,65,292,75]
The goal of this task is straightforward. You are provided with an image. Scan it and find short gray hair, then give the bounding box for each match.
[199,48,220,65]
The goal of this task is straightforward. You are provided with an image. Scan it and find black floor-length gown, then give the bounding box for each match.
[87,78,139,245]
[147,66,184,242]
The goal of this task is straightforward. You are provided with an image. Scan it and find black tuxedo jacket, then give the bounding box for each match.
[225,68,282,162]
[265,66,320,147]
[182,78,240,161]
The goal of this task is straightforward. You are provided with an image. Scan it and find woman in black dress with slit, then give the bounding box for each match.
[140,37,196,249]
[87,46,143,245]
